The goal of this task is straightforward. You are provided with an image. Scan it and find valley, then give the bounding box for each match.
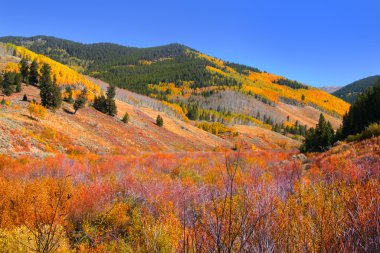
[0,34,379,252]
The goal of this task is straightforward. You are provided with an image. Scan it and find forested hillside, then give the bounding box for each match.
[0,43,100,99]
[333,75,380,104]
[0,33,378,253]
[0,36,349,133]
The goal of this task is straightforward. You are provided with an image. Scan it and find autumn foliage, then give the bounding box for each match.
[6,44,100,99]
[0,137,378,252]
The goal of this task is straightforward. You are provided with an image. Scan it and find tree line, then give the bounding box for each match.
[301,80,380,152]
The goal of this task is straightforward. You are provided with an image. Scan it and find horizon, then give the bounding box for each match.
[1,0,379,87]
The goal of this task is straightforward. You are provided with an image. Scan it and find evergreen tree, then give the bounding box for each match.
[51,76,62,109]
[93,86,117,116]
[40,64,53,107]
[340,80,380,139]
[93,95,108,113]
[73,89,87,114]
[29,60,39,86]
[106,85,117,116]
[301,113,335,152]
[15,74,22,92]
[156,115,163,127]
[19,58,29,83]
[187,104,199,120]
[40,65,61,109]
[122,112,129,123]
[1,72,19,96]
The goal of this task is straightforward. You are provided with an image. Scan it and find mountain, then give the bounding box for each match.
[0,45,299,156]
[319,86,342,93]
[332,75,380,104]
[0,37,379,253]
[0,36,349,131]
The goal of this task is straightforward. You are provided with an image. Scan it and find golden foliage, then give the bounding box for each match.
[7,44,100,99]
[4,62,19,73]
[187,50,350,117]
[28,101,46,120]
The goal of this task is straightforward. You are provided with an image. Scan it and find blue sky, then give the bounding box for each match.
[1,0,379,87]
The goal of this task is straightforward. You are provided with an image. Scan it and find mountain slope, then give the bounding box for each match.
[0,36,350,129]
[0,84,302,156]
[0,42,100,98]
[333,75,380,104]
[319,86,342,93]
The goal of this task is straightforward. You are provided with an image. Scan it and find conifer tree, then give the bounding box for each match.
[1,72,17,96]
[51,76,62,109]
[29,60,39,86]
[301,113,335,152]
[93,85,117,116]
[122,112,129,123]
[340,80,380,139]
[73,88,87,114]
[15,74,22,92]
[106,85,117,116]
[93,95,107,113]
[19,58,29,83]
[156,115,163,127]
[40,64,53,107]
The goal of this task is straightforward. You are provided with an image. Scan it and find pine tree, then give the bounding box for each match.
[15,74,22,93]
[2,72,15,96]
[73,89,87,114]
[40,64,53,107]
[187,104,199,120]
[20,58,29,83]
[29,60,39,86]
[39,66,61,109]
[51,76,62,109]
[93,95,108,113]
[93,86,117,116]
[122,112,129,123]
[106,85,117,116]
[340,80,380,139]
[301,113,335,152]
[156,115,163,127]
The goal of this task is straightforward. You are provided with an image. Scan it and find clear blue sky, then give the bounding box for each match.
[1,0,379,87]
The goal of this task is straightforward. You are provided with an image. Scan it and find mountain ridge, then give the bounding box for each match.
[1,36,349,135]
[333,75,380,104]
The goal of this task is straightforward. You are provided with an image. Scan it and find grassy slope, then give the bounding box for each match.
[0,85,300,157]
[0,45,300,156]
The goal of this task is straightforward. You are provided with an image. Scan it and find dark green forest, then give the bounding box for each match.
[0,36,246,94]
[333,75,380,104]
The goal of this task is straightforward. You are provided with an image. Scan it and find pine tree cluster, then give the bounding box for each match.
[93,86,117,116]
[1,71,21,96]
[301,114,335,152]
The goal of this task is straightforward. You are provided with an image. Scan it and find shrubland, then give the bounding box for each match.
[0,142,378,252]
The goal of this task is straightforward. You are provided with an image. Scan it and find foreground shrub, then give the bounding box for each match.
[28,101,46,120]
[347,123,380,142]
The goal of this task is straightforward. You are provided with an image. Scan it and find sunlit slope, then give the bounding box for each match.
[3,43,100,98]
[0,36,350,127]
[194,51,350,117]
[0,84,300,156]
[0,85,229,156]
